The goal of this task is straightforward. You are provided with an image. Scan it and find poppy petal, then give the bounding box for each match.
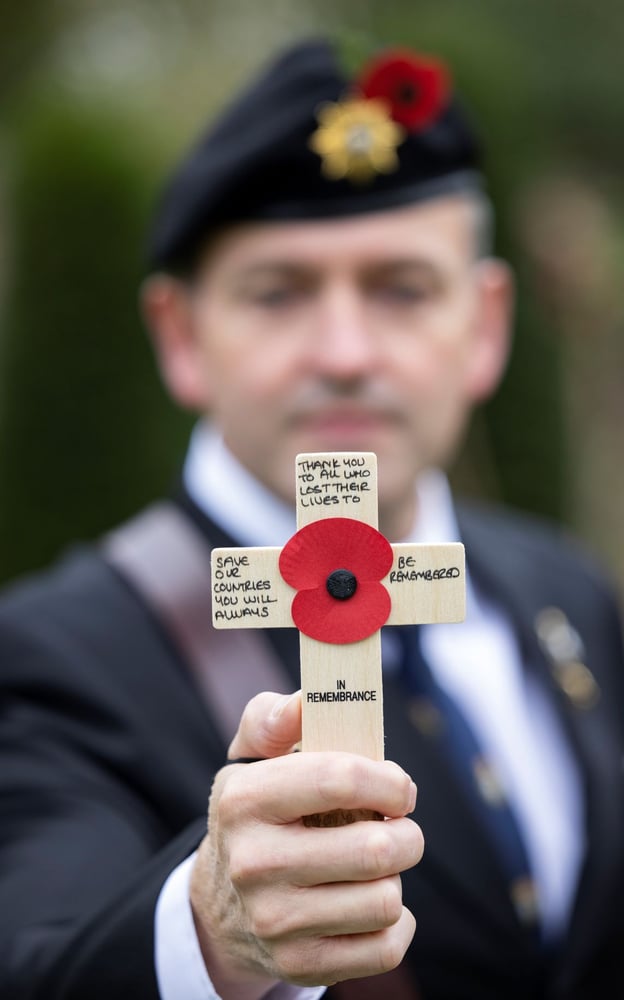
[279,517,393,590]
[358,50,450,131]
[292,580,391,644]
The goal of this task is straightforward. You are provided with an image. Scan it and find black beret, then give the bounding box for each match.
[148,38,483,272]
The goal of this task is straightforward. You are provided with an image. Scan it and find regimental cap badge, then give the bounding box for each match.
[309,48,450,185]
[309,98,406,184]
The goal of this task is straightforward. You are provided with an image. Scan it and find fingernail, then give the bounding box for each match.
[269,691,298,722]
[408,781,417,813]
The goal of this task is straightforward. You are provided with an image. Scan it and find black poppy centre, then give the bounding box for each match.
[394,81,420,105]
[326,569,358,601]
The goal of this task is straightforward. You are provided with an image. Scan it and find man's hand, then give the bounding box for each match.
[190,691,423,999]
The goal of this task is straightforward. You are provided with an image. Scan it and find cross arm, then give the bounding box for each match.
[385,542,465,626]
[211,547,294,628]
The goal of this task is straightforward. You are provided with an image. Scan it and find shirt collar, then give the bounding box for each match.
[183,422,296,547]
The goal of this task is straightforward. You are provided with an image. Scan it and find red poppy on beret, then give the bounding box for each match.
[357,49,450,131]
[279,517,393,644]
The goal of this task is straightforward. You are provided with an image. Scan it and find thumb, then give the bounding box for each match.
[227,690,302,761]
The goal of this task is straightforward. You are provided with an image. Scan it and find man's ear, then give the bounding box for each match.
[140,274,209,411]
[466,258,514,402]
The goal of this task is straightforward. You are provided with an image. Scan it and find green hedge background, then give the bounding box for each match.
[1,0,623,587]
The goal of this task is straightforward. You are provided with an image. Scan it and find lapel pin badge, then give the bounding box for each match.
[534,607,600,710]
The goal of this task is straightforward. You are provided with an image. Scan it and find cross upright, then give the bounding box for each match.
[211,452,465,772]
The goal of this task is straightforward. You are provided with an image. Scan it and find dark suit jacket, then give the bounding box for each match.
[1,498,624,1000]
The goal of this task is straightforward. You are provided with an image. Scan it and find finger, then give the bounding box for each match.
[228,690,302,761]
[220,751,416,825]
[245,874,405,940]
[272,906,417,987]
[228,816,423,888]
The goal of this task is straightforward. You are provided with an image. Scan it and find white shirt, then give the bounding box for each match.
[155,422,585,998]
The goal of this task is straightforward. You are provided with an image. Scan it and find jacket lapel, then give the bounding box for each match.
[457,503,624,981]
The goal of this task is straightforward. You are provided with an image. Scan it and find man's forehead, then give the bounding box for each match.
[200,196,476,276]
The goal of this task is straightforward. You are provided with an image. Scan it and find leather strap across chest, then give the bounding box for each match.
[102,501,292,748]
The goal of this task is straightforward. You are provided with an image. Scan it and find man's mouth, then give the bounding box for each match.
[292,406,399,440]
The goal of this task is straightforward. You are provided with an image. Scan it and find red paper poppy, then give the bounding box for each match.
[357,49,450,131]
[279,517,393,644]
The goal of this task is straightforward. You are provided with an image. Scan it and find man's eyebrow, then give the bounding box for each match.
[360,260,449,287]
[364,258,442,274]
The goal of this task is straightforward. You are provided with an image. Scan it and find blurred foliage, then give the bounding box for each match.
[0,0,622,582]
[0,105,190,579]
[1,0,66,98]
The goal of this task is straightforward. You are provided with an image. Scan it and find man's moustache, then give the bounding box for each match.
[287,386,403,421]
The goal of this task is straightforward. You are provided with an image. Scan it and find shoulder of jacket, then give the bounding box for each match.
[456,498,618,598]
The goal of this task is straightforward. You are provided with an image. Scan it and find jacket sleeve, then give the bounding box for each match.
[0,557,218,1000]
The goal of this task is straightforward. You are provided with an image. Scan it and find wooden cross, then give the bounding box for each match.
[211,452,465,821]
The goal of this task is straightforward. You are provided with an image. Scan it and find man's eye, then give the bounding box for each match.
[251,287,301,307]
[374,284,431,303]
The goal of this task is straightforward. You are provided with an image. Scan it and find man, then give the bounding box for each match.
[1,37,624,1000]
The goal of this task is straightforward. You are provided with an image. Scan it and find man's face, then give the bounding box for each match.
[152,196,510,538]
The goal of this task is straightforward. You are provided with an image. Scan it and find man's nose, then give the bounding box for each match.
[310,286,378,380]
